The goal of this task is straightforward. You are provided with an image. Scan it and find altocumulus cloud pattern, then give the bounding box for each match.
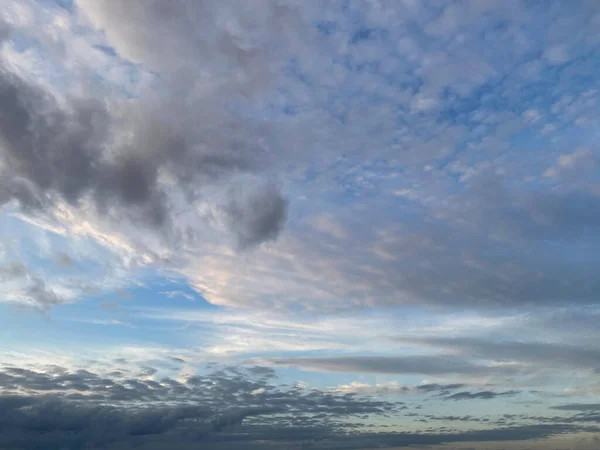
[0,1,600,449]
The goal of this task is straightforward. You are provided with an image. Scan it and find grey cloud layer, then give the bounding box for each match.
[0,393,584,450]
[0,362,593,450]
[0,363,400,449]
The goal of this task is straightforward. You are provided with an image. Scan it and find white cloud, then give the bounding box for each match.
[308,213,347,239]
[544,44,569,65]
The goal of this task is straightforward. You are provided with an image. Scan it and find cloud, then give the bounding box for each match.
[161,290,195,301]
[264,355,519,376]
[552,404,600,412]
[0,262,64,309]
[331,381,469,397]
[411,336,600,371]
[309,213,347,239]
[0,361,413,448]
[75,0,298,84]
[0,390,584,450]
[222,181,288,249]
[544,148,597,180]
[0,354,597,449]
[0,0,296,259]
[331,381,409,396]
[1,0,600,315]
[0,363,401,416]
[544,44,569,64]
[416,383,466,393]
[1,1,600,447]
[444,390,520,401]
[0,394,214,449]
[0,66,167,231]
[54,252,73,268]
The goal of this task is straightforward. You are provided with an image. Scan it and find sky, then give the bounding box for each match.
[0,0,599,449]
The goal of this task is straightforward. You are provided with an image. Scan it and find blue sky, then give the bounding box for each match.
[0,0,600,449]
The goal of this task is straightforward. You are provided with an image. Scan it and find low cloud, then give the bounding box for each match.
[552,404,600,412]
[264,355,520,376]
[411,337,600,371]
[444,390,520,401]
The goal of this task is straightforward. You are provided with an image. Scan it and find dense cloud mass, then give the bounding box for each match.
[0,1,293,252]
[0,362,597,450]
[0,363,396,449]
[0,0,599,312]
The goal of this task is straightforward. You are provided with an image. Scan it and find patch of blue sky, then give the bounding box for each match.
[121,275,217,311]
[0,273,219,353]
[0,215,118,284]
[0,301,150,352]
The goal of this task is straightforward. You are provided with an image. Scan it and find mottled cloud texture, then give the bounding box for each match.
[1,0,600,449]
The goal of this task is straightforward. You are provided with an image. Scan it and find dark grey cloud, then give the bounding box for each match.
[0,394,214,450]
[246,366,276,378]
[552,403,600,412]
[0,392,585,450]
[444,390,520,401]
[223,181,288,249]
[2,0,600,314]
[416,383,466,393]
[0,364,401,415]
[411,336,600,371]
[518,412,600,425]
[0,362,408,449]
[265,355,519,376]
[0,8,291,252]
[422,414,485,422]
[0,67,167,229]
